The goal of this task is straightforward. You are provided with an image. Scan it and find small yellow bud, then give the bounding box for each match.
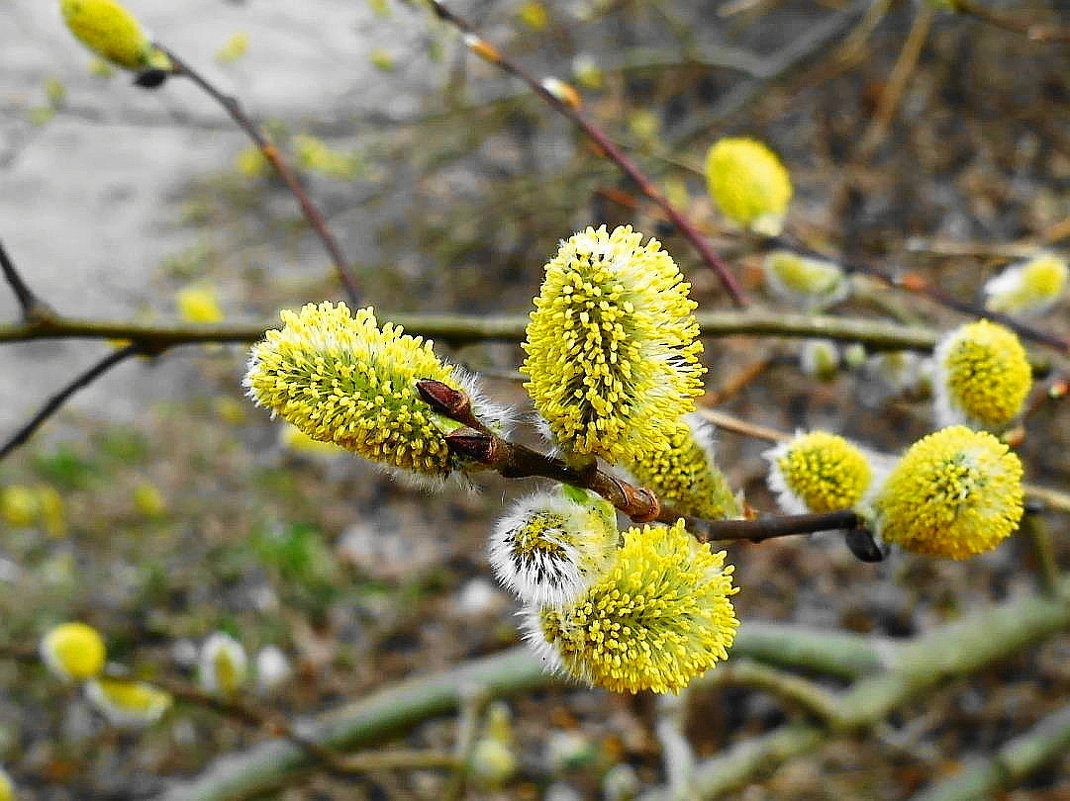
[133,482,167,518]
[235,146,269,177]
[199,632,248,695]
[85,677,171,727]
[984,253,1067,317]
[176,284,225,324]
[872,426,1023,559]
[934,319,1031,429]
[1,486,38,528]
[214,31,249,64]
[764,250,848,309]
[705,137,792,235]
[369,48,395,72]
[517,0,549,30]
[571,54,604,90]
[40,622,106,681]
[59,0,170,72]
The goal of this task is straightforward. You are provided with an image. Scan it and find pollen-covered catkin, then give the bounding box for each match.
[933,319,1031,429]
[522,226,704,465]
[872,426,1024,559]
[524,519,738,694]
[244,302,506,485]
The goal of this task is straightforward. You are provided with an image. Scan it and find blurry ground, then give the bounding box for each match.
[2,0,1070,799]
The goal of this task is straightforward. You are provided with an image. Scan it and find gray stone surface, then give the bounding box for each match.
[0,0,443,431]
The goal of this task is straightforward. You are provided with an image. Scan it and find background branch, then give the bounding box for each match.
[157,578,1070,801]
[0,309,944,351]
[424,0,749,306]
[0,343,142,460]
[157,47,361,306]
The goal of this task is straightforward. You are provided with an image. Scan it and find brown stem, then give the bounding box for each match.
[426,1,748,307]
[424,380,862,543]
[157,47,361,306]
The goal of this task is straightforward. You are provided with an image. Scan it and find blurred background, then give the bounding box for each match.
[2,0,1070,798]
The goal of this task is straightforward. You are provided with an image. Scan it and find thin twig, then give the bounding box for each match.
[153,675,457,777]
[419,379,863,543]
[855,3,934,159]
[952,0,1070,43]
[0,309,946,352]
[762,234,1070,353]
[1020,513,1061,598]
[157,47,361,306]
[425,1,748,306]
[0,240,52,322]
[0,344,142,460]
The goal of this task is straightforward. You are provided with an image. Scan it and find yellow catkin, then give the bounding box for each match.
[874,426,1023,559]
[245,302,500,483]
[59,0,170,71]
[528,520,738,694]
[767,431,873,515]
[86,678,172,726]
[984,254,1068,316]
[624,416,739,520]
[705,138,792,235]
[522,226,705,464]
[40,622,106,681]
[934,320,1031,428]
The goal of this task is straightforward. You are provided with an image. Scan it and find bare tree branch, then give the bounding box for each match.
[0,343,142,460]
[157,47,361,306]
[424,0,749,306]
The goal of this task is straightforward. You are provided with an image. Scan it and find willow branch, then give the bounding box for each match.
[699,659,842,723]
[0,309,943,351]
[909,704,1070,801]
[951,0,1070,42]
[424,0,748,307]
[762,234,1070,354]
[157,47,360,306]
[421,379,863,544]
[0,343,142,460]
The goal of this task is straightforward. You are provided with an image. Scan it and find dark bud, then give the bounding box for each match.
[445,427,496,463]
[416,378,469,418]
[845,528,886,563]
[133,69,170,89]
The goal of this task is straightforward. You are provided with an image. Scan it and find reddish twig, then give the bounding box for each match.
[157,47,361,306]
[425,1,748,307]
[952,0,1070,42]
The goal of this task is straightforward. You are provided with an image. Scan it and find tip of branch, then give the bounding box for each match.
[416,379,471,420]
